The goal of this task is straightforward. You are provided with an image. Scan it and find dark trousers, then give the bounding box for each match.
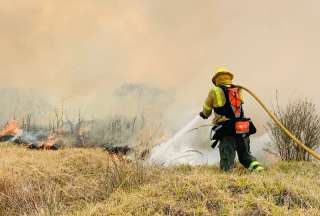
[218,136,256,171]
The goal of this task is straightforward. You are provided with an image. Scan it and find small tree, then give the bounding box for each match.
[267,98,320,161]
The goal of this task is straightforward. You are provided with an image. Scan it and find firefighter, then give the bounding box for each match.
[199,67,264,172]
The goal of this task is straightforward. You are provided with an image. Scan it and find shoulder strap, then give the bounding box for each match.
[218,85,244,119]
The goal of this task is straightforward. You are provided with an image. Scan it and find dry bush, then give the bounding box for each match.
[267,98,320,161]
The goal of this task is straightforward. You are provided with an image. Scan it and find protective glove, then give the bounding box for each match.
[199,111,208,119]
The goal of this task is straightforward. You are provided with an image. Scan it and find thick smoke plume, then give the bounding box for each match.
[1,1,320,150]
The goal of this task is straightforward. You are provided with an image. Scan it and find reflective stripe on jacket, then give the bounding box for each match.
[202,85,243,124]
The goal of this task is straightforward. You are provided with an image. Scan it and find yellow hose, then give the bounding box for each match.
[236,85,320,161]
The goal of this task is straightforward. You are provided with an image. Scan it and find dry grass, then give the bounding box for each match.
[0,144,319,216]
[0,143,158,216]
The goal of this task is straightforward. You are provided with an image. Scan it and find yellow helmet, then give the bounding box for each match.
[212,67,234,85]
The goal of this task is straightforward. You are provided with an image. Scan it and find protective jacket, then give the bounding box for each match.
[202,84,243,124]
[202,84,256,146]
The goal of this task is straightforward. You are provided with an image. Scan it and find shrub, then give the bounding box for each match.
[267,98,320,161]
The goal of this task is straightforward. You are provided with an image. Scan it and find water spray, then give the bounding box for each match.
[150,85,320,166]
[149,116,210,166]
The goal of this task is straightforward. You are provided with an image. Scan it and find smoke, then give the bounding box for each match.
[1,1,320,129]
[3,1,319,166]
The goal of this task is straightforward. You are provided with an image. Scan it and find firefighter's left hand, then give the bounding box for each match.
[199,112,208,119]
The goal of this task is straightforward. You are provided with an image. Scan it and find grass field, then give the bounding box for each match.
[0,144,319,216]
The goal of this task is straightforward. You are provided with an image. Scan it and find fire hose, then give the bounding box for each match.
[188,85,320,161]
[236,85,320,161]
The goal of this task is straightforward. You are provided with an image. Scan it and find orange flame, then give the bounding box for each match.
[110,153,121,161]
[39,134,59,150]
[0,120,22,137]
[106,152,129,162]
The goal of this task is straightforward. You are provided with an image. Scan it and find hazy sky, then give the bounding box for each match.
[1,0,320,125]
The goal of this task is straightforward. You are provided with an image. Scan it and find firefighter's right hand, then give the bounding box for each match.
[199,111,208,119]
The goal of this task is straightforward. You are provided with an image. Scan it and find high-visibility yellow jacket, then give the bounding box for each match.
[202,85,243,124]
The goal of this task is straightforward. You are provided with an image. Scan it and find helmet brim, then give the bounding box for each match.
[212,71,234,84]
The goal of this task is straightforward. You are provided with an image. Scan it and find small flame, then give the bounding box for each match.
[0,120,22,137]
[39,134,59,150]
[106,149,130,162]
[110,153,121,161]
